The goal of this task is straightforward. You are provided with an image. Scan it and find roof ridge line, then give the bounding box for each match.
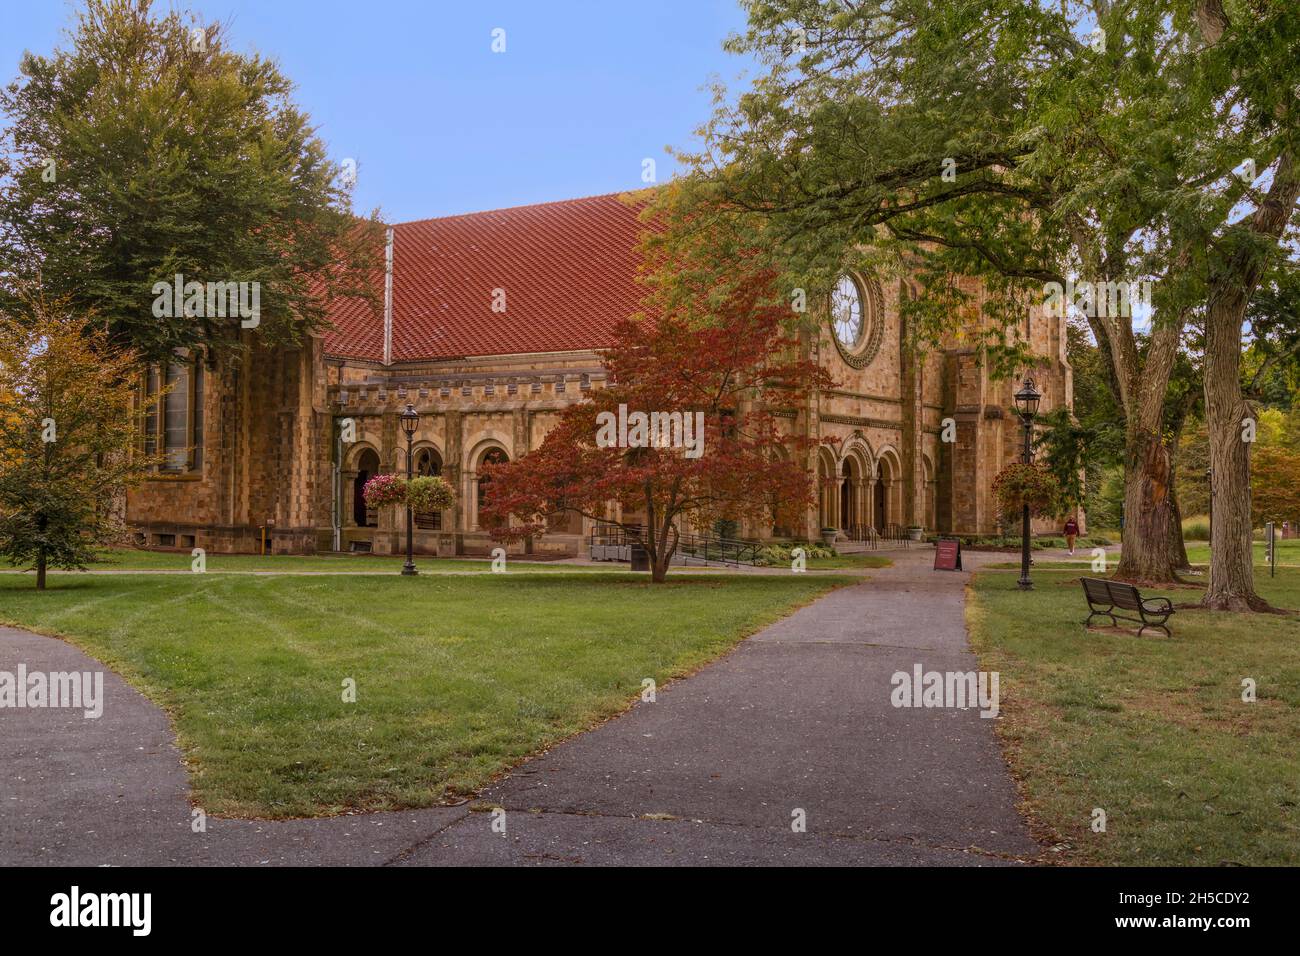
[389,189,652,228]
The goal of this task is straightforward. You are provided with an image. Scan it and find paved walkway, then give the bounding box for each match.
[0,550,1039,866]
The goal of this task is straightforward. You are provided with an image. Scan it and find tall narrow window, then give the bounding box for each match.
[192,363,204,471]
[141,355,204,474]
[164,362,190,471]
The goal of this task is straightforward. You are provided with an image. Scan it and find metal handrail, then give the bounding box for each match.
[841,523,911,550]
[589,523,763,567]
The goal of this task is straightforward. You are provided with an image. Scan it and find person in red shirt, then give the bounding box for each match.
[1064,516,1079,555]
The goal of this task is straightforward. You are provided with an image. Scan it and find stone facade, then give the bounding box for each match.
[125,195,1073,555]
[127,283,1072,555]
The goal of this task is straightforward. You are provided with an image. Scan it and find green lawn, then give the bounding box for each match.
[987,538,1300,571]
[13,547,883,575]
[71,548,615,573]
[0,571,851,818]
[1184,539,1300,567]
[967,567,1300,865]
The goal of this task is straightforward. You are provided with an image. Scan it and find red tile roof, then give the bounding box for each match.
[322,192,652,362]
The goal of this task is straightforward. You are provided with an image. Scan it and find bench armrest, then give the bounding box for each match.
[1141,597,1174,614]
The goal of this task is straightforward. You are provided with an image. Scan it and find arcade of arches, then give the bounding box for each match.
[816,448,936,537]
[122,192,1074,557]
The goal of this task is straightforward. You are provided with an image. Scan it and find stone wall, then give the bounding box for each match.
[126,276,1074,553]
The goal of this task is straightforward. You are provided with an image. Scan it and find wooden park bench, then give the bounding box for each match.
[1080,577,1175,637]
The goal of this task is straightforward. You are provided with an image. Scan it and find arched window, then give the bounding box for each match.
[476,448,508,528]
[353,449,380,527]
[414,447,443,530]
[840,459,856,533]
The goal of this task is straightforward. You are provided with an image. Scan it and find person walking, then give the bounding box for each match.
[1063,515,1079,555]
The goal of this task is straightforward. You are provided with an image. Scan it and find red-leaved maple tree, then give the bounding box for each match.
[480,269,834,582]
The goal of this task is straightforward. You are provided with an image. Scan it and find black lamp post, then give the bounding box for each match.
[1013,376,1041,591]
[399,403,419,576]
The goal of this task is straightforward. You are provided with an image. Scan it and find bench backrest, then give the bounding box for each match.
[1081,578,1112,604]
[1105,580,1143,610]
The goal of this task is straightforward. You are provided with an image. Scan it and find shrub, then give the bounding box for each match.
[754,541,835,566]
[1181,515,1210,541]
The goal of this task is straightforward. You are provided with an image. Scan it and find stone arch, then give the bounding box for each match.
[411,440,444,475]
[468,441,511,530]
[411,441,446,530]
[874,445,904,531]
[347,444,382,528]
[344,440,382,473]
[464,435,512,474]
[816,445,838,530]
[842,437,874,478]
[838,443,871,536]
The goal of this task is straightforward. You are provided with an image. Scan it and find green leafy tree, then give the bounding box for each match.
[1251,444,1300,527]
[0,0,380,361]
[654,0,1300,606]
[1242,263,1300,409]
[0,296,157,589]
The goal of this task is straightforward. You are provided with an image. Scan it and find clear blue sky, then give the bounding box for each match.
[2,0,757,222]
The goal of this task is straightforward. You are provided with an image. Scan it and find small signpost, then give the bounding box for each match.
[1266,521,1276,578]
[934,537,962,572]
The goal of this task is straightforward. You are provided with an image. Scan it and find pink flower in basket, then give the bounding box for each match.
[362,473,407,510]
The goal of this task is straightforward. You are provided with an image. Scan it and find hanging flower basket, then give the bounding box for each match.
[405,475,455,513]
[363,473,456,513]
[362,474,406,510]
[992,462,1064,522]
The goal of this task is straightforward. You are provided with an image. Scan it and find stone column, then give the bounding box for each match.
[340,469,358,527]
[467,467,480,531]
[443,409,464,553]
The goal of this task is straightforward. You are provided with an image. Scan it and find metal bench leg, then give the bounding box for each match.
[1084,607,1116,628]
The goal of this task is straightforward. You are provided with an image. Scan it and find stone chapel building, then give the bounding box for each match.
[125,192,1073,557]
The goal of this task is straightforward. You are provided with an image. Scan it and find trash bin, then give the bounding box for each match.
[630,542,650,572]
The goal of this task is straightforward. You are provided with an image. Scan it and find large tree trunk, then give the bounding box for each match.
[1114,428,1181,585]
[1074,220,1185,588]
[1190,0,1294,609]
[1202,298,1273,610]
[1199,150,1298,612]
